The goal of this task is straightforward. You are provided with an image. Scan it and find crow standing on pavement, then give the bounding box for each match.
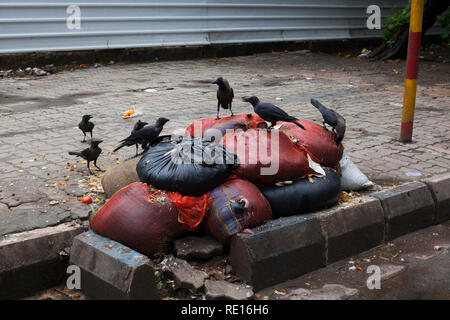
[78,115,95,142]
[131,120,149,156]
[113,117,170,155]
[310,98,346,145]
[68,140,103,175]
[212,77,234,119]
[242,96,306,130]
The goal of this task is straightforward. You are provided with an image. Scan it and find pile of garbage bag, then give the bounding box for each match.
[94,113,373,256]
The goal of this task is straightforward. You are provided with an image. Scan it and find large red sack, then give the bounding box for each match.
[201,177,272,246]
[90,182,186,256]
[278,120,344,168]
[185,113,267,140]
[222,129,311,186]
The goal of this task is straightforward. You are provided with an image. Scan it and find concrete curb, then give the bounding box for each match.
[372,181,435,241]
[314,196,385,264]
[230,215,325,291]
[230,177,449,290]
[423,173,450,224]
[70,231,160,300]
[0,223,84,299]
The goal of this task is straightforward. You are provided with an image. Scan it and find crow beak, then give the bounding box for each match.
[242,97,248,102]
[212,80,218,84]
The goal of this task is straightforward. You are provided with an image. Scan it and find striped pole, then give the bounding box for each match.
[400,0,425,142]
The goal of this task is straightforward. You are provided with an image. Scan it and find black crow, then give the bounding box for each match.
[68,140,103,175]
[131,120,149,156]
[114,117,169,154]
[242,96,306,130]
[78,114,94,142]
[212,77,234,119]
[310,98,346,145]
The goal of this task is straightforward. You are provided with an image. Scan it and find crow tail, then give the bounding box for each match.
[113,144,125,152]
[68,151,82,157]
[293,120,306,130]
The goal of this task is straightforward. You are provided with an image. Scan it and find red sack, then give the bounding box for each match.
[90,182,185,256]
[222,129,311,186]
[278,120,344,168]
[168,192,213,231]
[201,177,272,246]
[185,113,267,140]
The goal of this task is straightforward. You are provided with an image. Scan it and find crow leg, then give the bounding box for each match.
[94,159,104,172]
[216,102,221,119]
[87,161,94,175]
[82,132,86,143]
[135,144,139,156]
[230,103,234,116]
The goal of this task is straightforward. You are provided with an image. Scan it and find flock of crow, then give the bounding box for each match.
[68,76,345,175]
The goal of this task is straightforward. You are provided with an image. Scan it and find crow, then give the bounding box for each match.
[131,120,149,156]
[310,98,346,145]
[113,117,169,155]
[68,140,103,175]
[78,115,94,143]
[242,96,306,130]
[212,77,234,119]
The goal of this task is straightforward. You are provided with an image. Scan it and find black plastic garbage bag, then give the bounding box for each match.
[137,136,239,196]
[260,167,341,218]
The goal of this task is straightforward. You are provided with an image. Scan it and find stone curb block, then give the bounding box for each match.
[314,196,385,263]
[0,223,84,299]
[70,231,160,300]
[230,215,325,291]
[423,173,450,224]
[372,182,435,241]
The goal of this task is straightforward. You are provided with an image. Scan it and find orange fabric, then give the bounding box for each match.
[168,192,213,231]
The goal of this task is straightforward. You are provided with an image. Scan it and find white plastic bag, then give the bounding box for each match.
[340,150,374,191]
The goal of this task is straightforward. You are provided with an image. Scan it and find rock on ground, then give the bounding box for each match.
[160,255,209,291]
[174,235,223,260]
[286,284,359,300]
[204,280,254,300]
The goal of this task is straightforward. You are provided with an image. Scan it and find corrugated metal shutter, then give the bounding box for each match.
[0,0,442,54]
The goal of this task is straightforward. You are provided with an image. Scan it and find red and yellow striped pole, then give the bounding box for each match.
[400,0,425,142]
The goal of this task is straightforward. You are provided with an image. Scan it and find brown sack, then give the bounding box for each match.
[101,157,140,198]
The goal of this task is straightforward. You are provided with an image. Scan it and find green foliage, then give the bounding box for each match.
[437,9,450,43]
[384,0,412,47]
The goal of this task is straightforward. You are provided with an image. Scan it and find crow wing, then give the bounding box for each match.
[256,103,297,121]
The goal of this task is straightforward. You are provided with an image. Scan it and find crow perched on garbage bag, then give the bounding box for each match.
[310,98,346,145]
[78,114,94,142]
[114,117,170,155]
[242,96,306,130]
[212,77,234,119]
[68,140,103,175]
[131,120,149,156]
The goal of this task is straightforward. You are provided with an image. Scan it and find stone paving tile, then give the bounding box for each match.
[0,50,448,236]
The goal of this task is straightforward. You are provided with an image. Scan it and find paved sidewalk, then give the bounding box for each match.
[0,49,449,236]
